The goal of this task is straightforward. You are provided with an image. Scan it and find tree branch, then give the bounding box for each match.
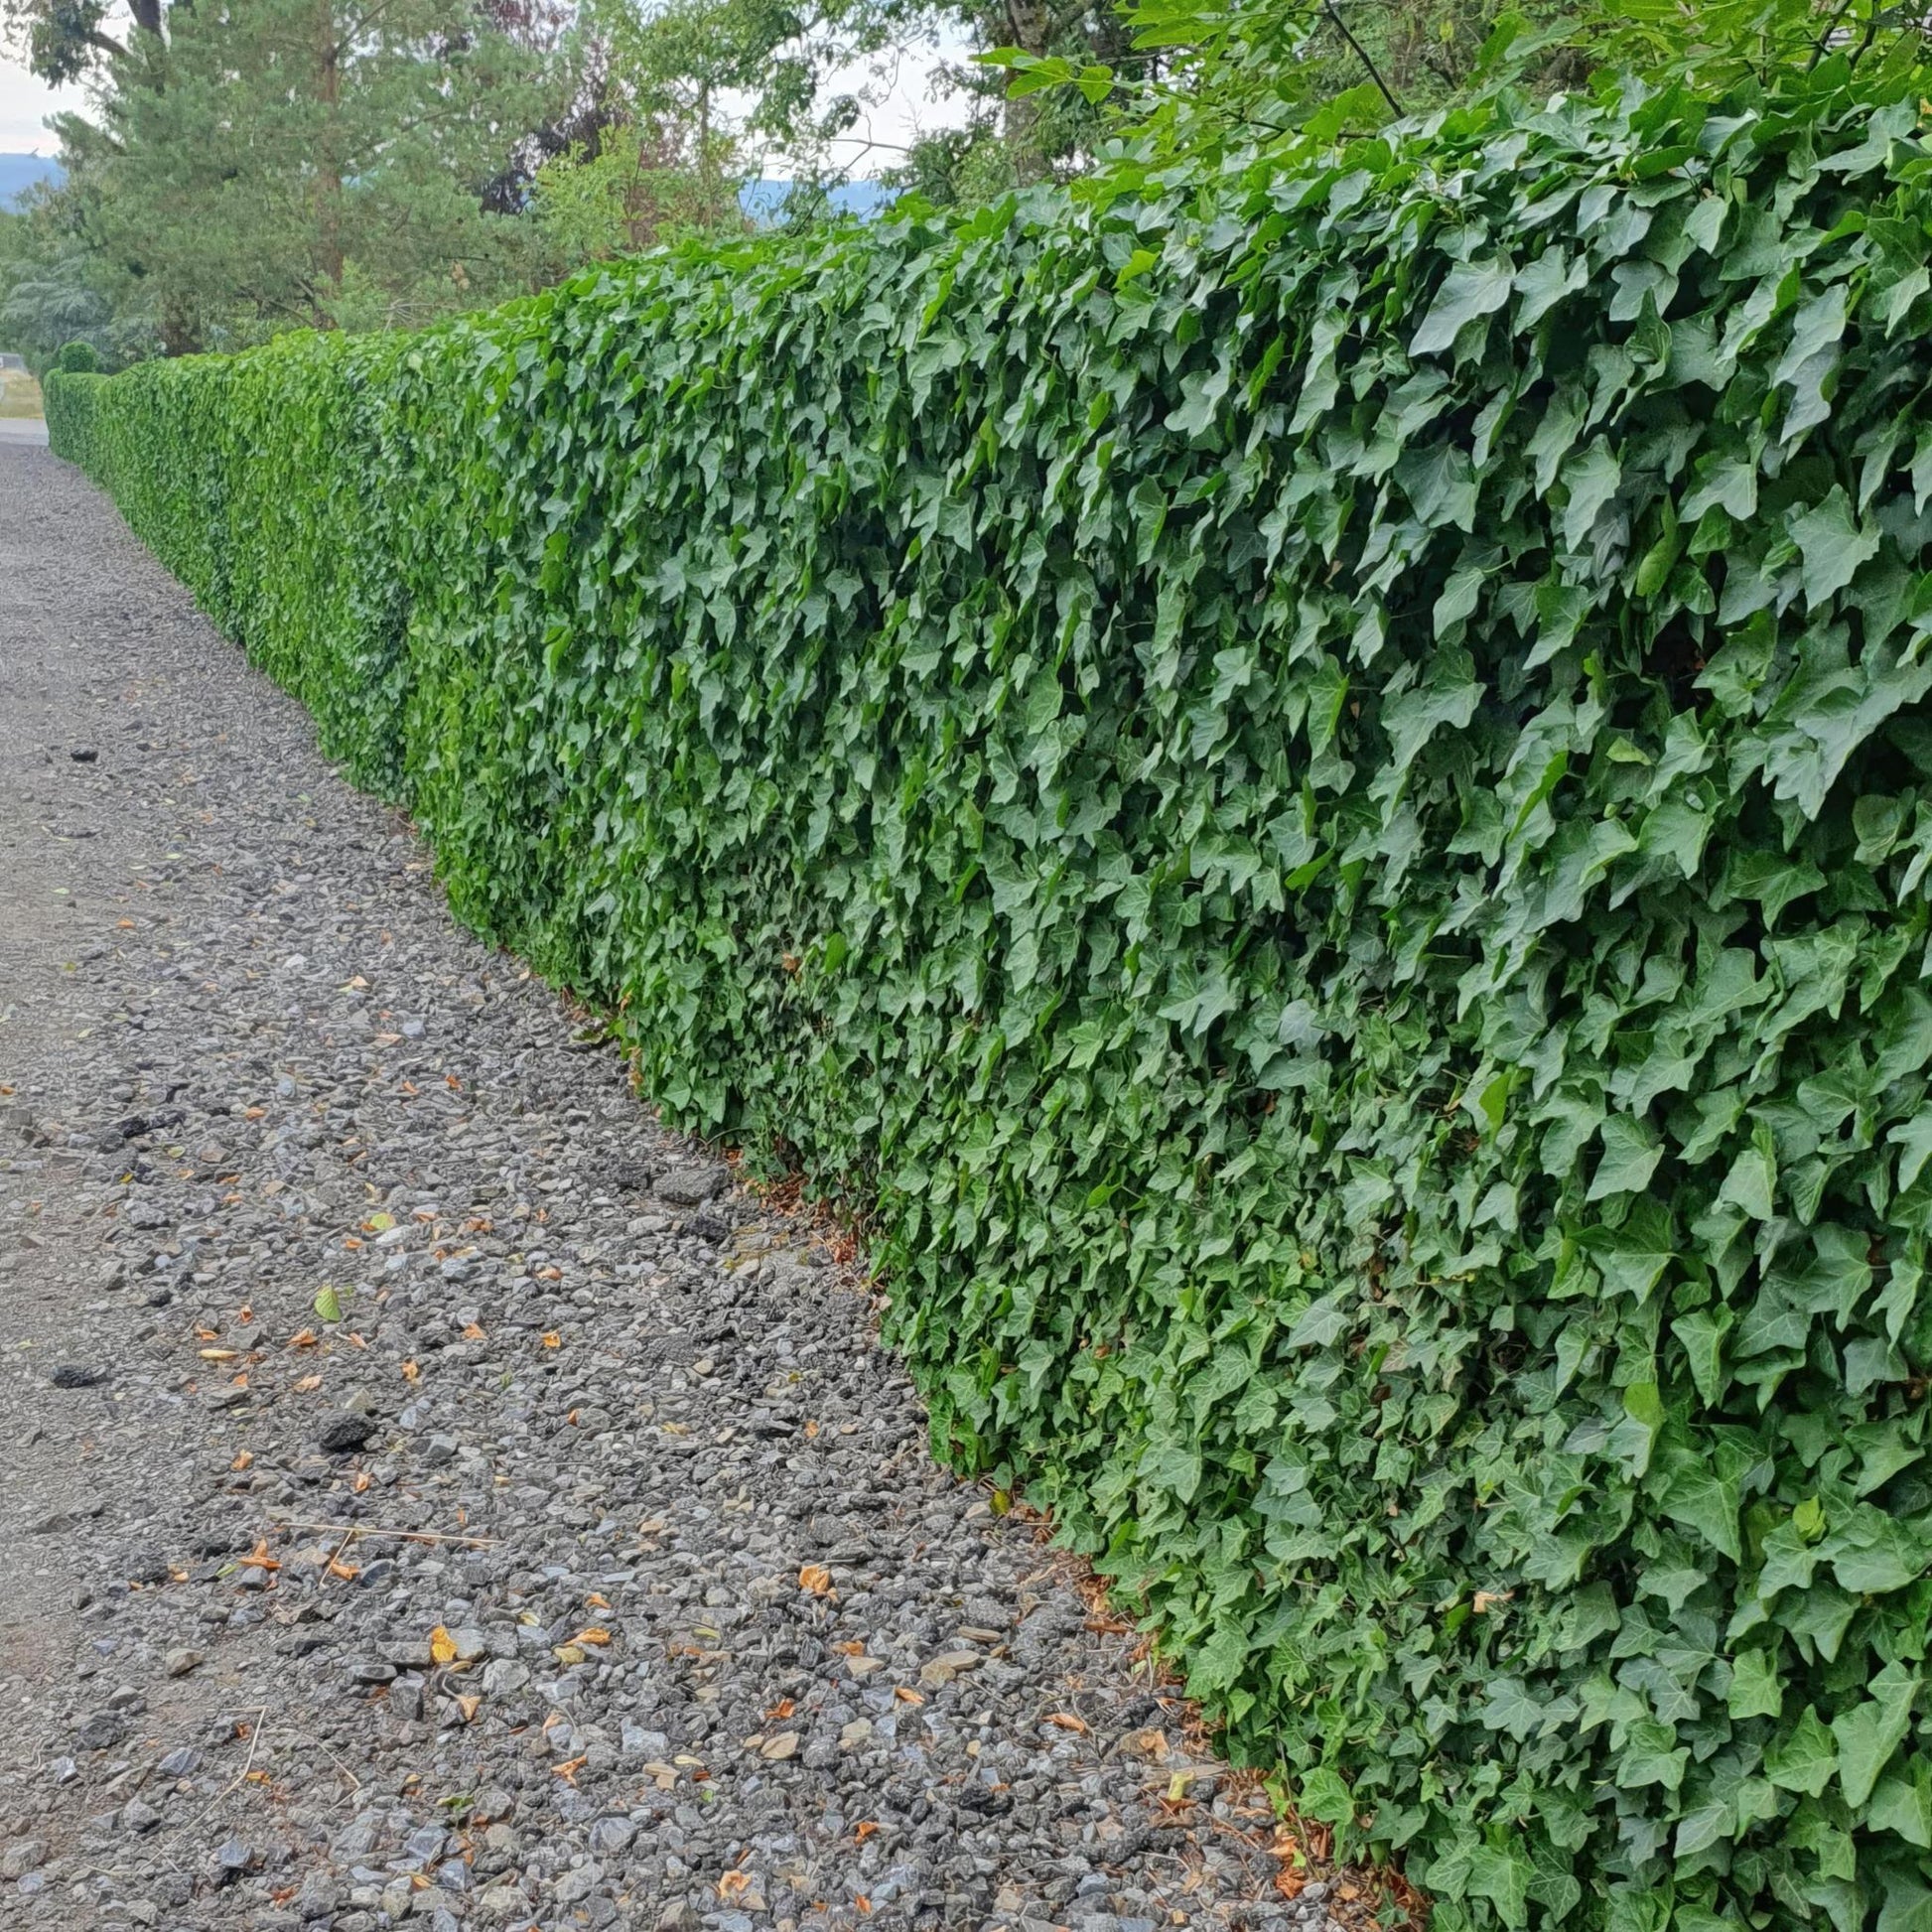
[1322,0,1402,115]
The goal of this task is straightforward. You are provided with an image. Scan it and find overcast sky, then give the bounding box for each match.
[3,35,971,171]
[1,55,78,154]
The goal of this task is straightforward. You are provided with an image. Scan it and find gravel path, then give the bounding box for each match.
[0,443,1329,1932]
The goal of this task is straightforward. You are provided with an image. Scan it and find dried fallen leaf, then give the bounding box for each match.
[764,1698,796,1721]
[718,1871,753,1901]
[1045,1713,1090,1734]
[194,1324,220,1341]
[455,1694,482,1723]
[351,1470,372,1494]
[798,1563,833,1595]
[199,1348,238,1362]
[238,1539,280,1574]
[328,1558,359,1582]
[540,1332,561,1349]
[1472,1588,1515,1614]
[586,1591,611,1610]
[552,1755,587,1784]
[894,1687,924,1706]
[293,1373,323,1393]
[287,1327,318,1348]
[637,1518,667,1535]
[236,1304,254,1323]
[803,1419,820,1439]
[832,1640,865,1656]
[462,1321,485,1341]
[572,1627,613,1647]
[230,1449,254,1472]
[430,1625,458,1667]
[854,1821,879,1844]
[401,1360,420,1383]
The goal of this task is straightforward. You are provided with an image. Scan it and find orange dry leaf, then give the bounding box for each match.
[798,1564,833,1595]
[854,1821,879,1844]
[430,1625,459,1666]
[586,1591,611,1610]
[455,1694,482,1723]
[345,1331,368,1349]
[287,1328,319,1348]
[718,1872,753,1902]
[764,1698,796,1722]
[230,1450,254,1472]
[328,1559,360,1582]
[195,1324,219,1341]
[462,1322,485,1341]
[1046,1713,1090,1734]
[832,1641,864,1657]
[351,1470,372,1493]
[1472,1589,1515,1614]
[541,1332,561,1349]
[293,1373,323,1393]
[238,1539,280,1573]
[572,1627,613,1648]
[229,1372,249,1389]
[855,1896,873,1915]
[552,1755,587,1784]
[446,1074,462,1091]
[237,1305,254,1323]
[242,1104,264,1119]
[538,1265,562,1282]
[401,1360,420,1383]
[803,1420,820,1439]
[894,1687,924,1706]
[343,1236,364,1251]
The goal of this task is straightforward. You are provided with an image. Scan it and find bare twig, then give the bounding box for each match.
[1322,0,1404,115]
[273,1520,498,1548]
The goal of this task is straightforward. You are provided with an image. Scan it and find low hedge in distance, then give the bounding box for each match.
[49,65,1932,1932]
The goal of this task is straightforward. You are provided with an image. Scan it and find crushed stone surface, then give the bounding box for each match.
[0,444,1338,1932]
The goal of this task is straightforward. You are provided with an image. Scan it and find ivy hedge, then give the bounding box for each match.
[48,64,1932,1932]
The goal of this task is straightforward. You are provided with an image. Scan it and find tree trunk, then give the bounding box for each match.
[313,0,345,318]
[1002,0,1050,183]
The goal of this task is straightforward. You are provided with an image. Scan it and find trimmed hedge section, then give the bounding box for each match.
[49,66,1932,1931]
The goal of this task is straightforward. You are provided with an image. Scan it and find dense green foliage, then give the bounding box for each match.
[49,66,1932,1931]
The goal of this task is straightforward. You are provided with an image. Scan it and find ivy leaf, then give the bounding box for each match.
[1561,440,1622,551]
[1658,1462,1742,1563]
[1835,1667,1917,1808]
[1726,1647,1783,1721]
[1412,258,1516,355]
[1588,1115,1663,1200]
[1790,487,1880,609]
[1869,1762,1932,1848]
[1766,1707,1840,1796]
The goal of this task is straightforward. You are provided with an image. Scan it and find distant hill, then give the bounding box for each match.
[0,154,64,209]
[3,160,887,220]
[740,178,896,223]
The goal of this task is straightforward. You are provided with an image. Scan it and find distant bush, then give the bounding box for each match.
[51,340,102,373]
[48,66,1932,1932]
